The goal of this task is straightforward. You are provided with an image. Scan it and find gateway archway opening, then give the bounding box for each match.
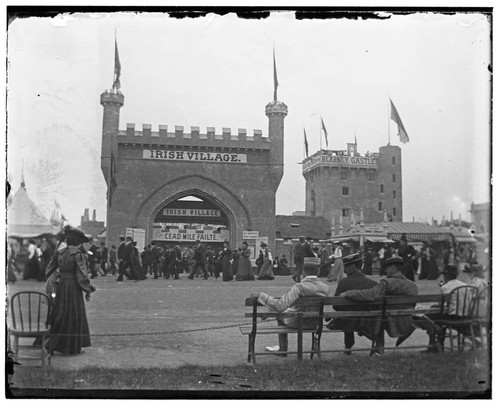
[151,194,230,250]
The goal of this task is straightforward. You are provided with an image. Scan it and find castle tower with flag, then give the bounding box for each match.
[302,143,403,225]
[100,41,287,255]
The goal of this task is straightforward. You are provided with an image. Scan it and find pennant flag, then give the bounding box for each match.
[273,47,279,101]
[113,38,121,90]
[304,128,309,157]
[108,147,118,208]
[389,99,409,144]
[321,116,328,148]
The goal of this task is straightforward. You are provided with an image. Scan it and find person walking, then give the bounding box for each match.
[100,242,109,276]
[292,236,305,282]
[257,242,275,280]
[88,238,100,279]
[24,239,42,281]
[141,244,153,276]
[109,245,117,276]
[327,241,345,282]
[236,242,255,281]
[116,236,129,281]
[319,243,331,278]
[45,227,96,355]
[188,240,209,280]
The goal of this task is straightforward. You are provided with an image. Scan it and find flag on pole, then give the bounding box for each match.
[321,116,328,148]
[108,146,118,208]
[389,99,409,144]
[273,46,279,101]
[304,128,309,157]
[113,37,121,90]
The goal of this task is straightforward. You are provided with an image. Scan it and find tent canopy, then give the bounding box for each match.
[7,184,60,238]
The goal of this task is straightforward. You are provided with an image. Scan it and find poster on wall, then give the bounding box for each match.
[126,228,145,253]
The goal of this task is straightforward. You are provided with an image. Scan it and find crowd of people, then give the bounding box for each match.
[8,225,488,360]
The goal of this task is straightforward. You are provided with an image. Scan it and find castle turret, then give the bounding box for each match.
[100,89,124,183]
[265,100,288,188]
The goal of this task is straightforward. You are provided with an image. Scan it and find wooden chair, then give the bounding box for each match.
[440,285,479,352]
[8,291,51,366]
[473,286,490,349]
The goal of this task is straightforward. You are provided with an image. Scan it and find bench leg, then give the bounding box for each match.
[247,334,256,364]
[310,332,322,360]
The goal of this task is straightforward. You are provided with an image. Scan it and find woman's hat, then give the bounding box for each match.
[65,228,90,245]
[260,242,268,247]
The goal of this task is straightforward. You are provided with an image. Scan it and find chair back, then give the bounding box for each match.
[447,285,478,317]
[473,286,490,320]
[9,291,51,332]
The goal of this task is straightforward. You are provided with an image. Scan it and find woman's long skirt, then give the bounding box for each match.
[49,274,91,355]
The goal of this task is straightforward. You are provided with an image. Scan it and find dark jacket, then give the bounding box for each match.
[328,269,378,333]
[117,242,127,261]
[194,244,207,264]
[343,272,418,337]
[302,241,315,258]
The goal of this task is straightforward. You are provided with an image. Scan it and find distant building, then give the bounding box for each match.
[80,208,105,240]
[302,143,403,226]
[470,202,490,235]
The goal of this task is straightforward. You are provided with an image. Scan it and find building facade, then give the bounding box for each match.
[79,208,105,239]
[100,88,287,254]
[303,142,403,225]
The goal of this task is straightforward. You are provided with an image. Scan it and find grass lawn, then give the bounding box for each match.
[5,272,492,398]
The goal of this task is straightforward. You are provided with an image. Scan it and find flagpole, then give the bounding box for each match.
[319,116,322,151]
[387,96,391,145]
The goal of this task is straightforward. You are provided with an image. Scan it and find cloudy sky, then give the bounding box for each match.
[6,9,491,227]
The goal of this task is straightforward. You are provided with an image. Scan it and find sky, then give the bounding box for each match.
[5,9,492,227]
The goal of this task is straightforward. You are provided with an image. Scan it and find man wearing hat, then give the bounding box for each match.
[412,264,476,352]
[251,256,328,356]
[342,256,418,354]
[116,236,128,281]
[327,240,345,282]
[326,252,378,354]
[188,239,209,280]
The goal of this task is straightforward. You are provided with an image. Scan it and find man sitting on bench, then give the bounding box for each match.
[250,257,329,356]
[341,256,418,355]
[326,252,378,355]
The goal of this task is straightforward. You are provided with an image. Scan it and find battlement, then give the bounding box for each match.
[117,124,272,149]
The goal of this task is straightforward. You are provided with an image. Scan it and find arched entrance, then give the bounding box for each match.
[150,191,232,250]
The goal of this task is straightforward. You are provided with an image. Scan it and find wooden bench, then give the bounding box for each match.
[241,294,449,364]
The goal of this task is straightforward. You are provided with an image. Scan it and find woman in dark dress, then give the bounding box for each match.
[46,228,96,355]
[221,241,233,281]
[257,242,275,280]
[236,242,255,281]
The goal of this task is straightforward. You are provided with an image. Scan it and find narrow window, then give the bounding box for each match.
[392,174,396,182]
[342,208,350,217]
[380,184,384,193]
[342,187,349,196]
[378,202,383,211]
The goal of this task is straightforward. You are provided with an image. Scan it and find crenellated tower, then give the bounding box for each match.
[100,89,124,184]
[265,100,288,188]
